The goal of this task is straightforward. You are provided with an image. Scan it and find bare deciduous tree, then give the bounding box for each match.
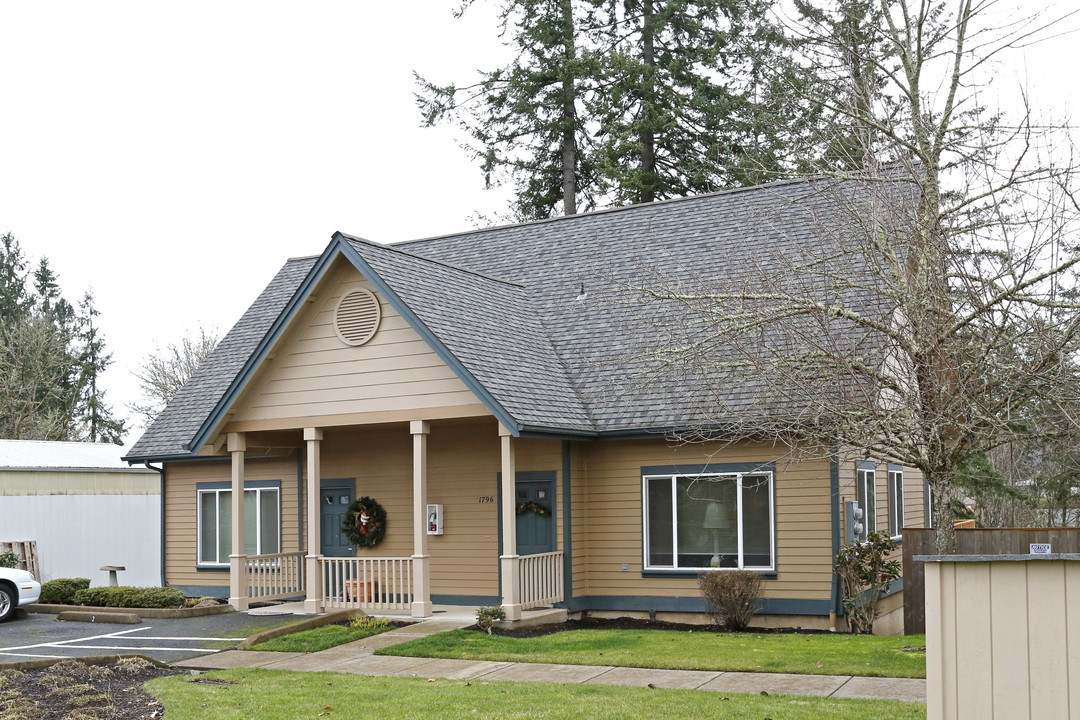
[639,0,1080,552]
[130,327,219,427]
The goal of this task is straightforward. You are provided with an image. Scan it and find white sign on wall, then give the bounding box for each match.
[1030,543,1052,555]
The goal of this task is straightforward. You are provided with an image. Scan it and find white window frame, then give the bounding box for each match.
[197,485,281,566]
[857,467,877,536]
[642,471,775,572]
[888,468,904,539]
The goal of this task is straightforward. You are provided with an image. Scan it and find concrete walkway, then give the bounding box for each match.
[174,615,927,704]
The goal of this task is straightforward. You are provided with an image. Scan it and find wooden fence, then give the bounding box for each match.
[0,541,40,579]
[904,527,1080,633]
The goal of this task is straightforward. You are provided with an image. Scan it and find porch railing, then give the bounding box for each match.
[519,550,564,610]
[321,556,413,611]
[246,551,305,601]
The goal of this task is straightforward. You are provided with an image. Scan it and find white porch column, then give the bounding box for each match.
[499,424,521,621]
[227,432,248,611]
[411,420,432,618]
[304,427,323,614]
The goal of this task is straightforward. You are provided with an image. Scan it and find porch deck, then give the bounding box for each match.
[250,600,568,628]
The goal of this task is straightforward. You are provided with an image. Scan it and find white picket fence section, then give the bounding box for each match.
[246,551,305,601]
[519,550,563,610]
[321,556,413,611]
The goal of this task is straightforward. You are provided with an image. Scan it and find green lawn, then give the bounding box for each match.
[147,668,926,720]
[379,629,927,678]
[246,622,393,653]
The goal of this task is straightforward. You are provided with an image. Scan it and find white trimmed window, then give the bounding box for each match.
[857,466,877,536]
[643,471,775,571]
[888,468,904,539]
[197,482,281,565]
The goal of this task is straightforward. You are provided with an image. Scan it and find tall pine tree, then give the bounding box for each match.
[417,0,600,220]
[417,0,801,218]
[0,235,125,443]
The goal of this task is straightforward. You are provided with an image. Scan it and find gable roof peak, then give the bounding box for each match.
[333,231,525,290]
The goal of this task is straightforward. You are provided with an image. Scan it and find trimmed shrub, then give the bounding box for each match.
[0,550,19,569]
[71,586,186,609]
[698,569,764,631]
[39,578,91,605]
[475,605,506,634]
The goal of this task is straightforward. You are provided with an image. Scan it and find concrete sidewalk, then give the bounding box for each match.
[174,617,927,704]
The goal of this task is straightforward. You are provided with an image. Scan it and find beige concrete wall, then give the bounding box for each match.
[225,259,489,434]
[0,469,158,495]
[926,558,1080,719]
[575,439,834,603]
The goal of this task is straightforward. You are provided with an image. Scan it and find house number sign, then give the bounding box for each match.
[478,496,495,503]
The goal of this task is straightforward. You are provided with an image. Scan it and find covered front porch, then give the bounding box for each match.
[220,421,566,620]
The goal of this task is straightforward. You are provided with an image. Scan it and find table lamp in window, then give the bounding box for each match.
[703,500,733,567]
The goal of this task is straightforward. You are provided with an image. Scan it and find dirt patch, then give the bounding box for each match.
[484,616,835,638]
[0,658,178,720]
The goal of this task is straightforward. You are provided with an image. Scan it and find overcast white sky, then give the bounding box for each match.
[0,1,1076,447]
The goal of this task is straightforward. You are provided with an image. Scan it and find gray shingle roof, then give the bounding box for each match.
[126,175,910,461]
[125,257,316,460]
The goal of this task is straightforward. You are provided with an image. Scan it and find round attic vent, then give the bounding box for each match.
[334,289,381,346]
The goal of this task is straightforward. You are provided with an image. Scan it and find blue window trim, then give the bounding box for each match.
[196,479,282,569]
[640,462,778,575]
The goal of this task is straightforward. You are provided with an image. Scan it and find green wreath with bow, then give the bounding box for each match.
[342,496,387,548]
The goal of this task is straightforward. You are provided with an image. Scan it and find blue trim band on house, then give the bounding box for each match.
[888,463,902,472]
[432,594,501,606]
[336,237,522,436]
[196,480,281,491]
[642,570,777,580]
[641,462,776,476]
[171,585,229,598]
[567,595,833,616]
[562,441,573,606]
[830,453,841,616]
[188,249,340,454]
[857,460,876,470]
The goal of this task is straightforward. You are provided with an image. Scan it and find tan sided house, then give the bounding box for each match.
[124,176,926,630]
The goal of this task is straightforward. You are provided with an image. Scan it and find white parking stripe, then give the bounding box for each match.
[0,651,68,659]
[56,645,225,653]
[0,627,151,652]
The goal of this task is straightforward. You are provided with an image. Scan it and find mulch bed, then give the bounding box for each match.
[0,658,178,720]
[485,616,834,638]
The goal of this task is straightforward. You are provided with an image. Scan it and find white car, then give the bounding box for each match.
[0,567,41,622]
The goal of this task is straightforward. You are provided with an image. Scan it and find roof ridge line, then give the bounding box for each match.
[391,175,819,247]
[338,232,527,289]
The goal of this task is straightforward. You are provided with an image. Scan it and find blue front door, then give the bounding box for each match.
[320,485,354,557]
[516,479,556,556]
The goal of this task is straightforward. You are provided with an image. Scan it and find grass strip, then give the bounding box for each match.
[246,622,392,653]
[379,629,927,678]
[147,668,925,720]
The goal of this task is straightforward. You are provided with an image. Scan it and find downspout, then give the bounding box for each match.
[144,462,166,588]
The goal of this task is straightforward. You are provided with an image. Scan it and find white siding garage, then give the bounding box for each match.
[0,440,160,587]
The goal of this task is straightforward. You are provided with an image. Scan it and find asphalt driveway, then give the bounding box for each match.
[0,608,306,664]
